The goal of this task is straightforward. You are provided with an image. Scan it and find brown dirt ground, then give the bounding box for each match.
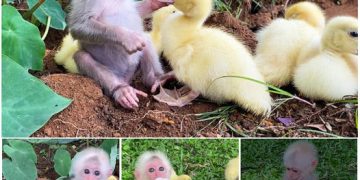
[32,0,358,138]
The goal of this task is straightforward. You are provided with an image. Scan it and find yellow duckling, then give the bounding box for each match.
[293,16,358,101]
[171,170,192,180]
[157,0,272,115]
[225,156,239,180]
[254,2,324,87]
[285,1,325,31]
[107,175,118,180]
[54,34,80,73]
[150,5,178,54]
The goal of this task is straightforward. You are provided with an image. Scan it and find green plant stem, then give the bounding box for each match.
[41,16,51,40]
[23,0,45,20]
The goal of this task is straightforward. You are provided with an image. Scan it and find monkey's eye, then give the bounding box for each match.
[349,31,358,38]
[94,170,101,176]
[149,168,155,173]
[84,169,90,174]
[159,167,165,171]
[292,169,298,173]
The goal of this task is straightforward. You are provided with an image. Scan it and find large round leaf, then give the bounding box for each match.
[28,0,67,30]
[3,140,37,163]
[2,56,72,137]
[53,149,72,177]
[2,5,45,70]
[2,140,38,180]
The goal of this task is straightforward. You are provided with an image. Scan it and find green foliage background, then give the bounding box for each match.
[241,139,357,180]
[122,139,239,180]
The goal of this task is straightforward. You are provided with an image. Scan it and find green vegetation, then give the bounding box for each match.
[2,1,71,137]
[2,139,118,180]
[122,139,239,180]
[241,139,357,180]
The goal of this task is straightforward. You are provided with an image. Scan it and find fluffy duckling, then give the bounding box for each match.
[54,34,80,73]
[225,157,239,180]
[158,0,272,115]
[293,16,358,101]
[254,2,324,87]
[171,170,191,180]
[285,1,325,31]
[150,5,178,54]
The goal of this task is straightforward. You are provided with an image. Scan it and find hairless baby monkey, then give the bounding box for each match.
[68,0,172,109]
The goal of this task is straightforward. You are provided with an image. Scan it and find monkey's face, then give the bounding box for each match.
[79,163,105,180]
[285,167,302,180]
[145,159,170,180]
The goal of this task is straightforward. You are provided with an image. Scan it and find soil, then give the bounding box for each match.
[32,0,358,138]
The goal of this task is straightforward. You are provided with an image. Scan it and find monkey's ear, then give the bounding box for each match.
[311,160,318,169]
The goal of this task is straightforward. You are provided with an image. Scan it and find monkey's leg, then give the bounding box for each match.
[74,51,147,109]
[140,37,165,88]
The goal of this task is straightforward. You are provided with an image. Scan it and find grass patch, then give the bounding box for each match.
[241,139,357,180]
[121,139,239,179]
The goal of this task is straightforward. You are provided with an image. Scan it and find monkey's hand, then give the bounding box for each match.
[120,30,146,54]
[113,85,148,109]
[147,0,174,11]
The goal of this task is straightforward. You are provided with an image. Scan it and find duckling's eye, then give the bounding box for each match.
[172,11,176,13]
[349,31,358,38]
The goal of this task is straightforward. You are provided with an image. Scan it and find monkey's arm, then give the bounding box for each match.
[69,16,145,53]
[136,0,174,18]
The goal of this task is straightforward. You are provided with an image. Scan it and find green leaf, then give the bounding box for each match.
[53,149,72,177]
[6,0,15,4]
[3,158,37,180]
[2,57,72,137]
[2,5,45,70]
[26,139,78,145]
[27,0,67,30]
[2,140,38,180]
[3,140,37,163]
[100,139,119,155]
[110,144,118,170]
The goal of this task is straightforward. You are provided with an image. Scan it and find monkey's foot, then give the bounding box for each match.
[153,86,200,107]
[151,71,176,93]
[113,85,148,109]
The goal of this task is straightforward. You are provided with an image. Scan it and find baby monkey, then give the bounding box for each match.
[68,0,172,109]
[134,151,191,180]
[69,147,113,180]
[283,141,318,180]
[134,151,172,180]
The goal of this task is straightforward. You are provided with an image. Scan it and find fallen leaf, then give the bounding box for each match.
[277,117,294,127]
[305,124,327,132]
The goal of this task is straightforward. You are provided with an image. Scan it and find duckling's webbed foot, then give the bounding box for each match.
[151,71,176,93]
[153,86,200,107]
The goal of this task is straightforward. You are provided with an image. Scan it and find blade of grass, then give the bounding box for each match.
[298,129,343,138]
